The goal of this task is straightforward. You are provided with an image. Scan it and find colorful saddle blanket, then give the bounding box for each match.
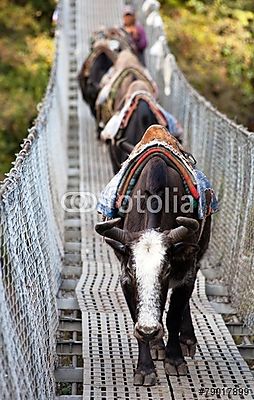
[79,44,117,79]
[96,67,157,126]
[97,128,218,219]
[101,90,167,141]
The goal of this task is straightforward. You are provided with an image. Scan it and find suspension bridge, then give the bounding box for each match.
[0,0,254,399]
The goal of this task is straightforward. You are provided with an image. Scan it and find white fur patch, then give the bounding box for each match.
[132,230,167,328]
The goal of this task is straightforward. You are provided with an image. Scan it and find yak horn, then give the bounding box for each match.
[116,138,134,155]
[95,218,139,244]
[164,217,199,244]
[95,216,199,246]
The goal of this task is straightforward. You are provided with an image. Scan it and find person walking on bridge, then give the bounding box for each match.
[122,5,148,65]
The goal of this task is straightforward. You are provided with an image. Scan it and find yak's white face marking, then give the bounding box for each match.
[132,230,167,328]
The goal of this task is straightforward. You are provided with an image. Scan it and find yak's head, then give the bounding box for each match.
[95,217,199,342]
[78,52,114,115]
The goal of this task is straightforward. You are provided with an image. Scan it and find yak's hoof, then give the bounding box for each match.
[150,340,166,361]
[164,358,188,376]
[180,337,197,358]
[133,371,157,386]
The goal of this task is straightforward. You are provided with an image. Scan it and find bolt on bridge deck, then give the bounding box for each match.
[73,0,254,399]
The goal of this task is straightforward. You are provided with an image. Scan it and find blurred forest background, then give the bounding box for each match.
[160,0,254,127]
[0,0,253,180]
[0,0,55,179]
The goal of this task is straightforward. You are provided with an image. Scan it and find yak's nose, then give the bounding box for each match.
[134,322,164,342]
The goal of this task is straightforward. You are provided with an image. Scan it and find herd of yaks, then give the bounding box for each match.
[77,27,216,386]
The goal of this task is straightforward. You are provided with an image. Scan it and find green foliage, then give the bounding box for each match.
[160,0,254,127]
[0,0,55,180]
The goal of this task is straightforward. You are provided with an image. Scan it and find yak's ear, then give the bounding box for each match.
[171,242,199,262]
[105,238,129,261]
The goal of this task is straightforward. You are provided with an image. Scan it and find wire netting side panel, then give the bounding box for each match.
[137,1,254,329]
[0,0,70,398]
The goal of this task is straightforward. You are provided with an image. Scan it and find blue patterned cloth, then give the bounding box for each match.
[193,169,219,219]
[97,166,125,218]
[159,108,183,139]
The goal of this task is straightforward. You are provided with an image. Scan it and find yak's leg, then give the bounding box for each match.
[134,341,157,386]
[165,282,195,376]
[180,302,197,358]
[121,281,156,386]
[150,338,166,361]
[120,280,136,320]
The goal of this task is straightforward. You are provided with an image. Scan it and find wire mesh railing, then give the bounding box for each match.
[137,0,254,330]
[0,0,253,398]
[0,0,70,398]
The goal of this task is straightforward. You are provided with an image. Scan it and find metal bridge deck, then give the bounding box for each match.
[73,0,254,399]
